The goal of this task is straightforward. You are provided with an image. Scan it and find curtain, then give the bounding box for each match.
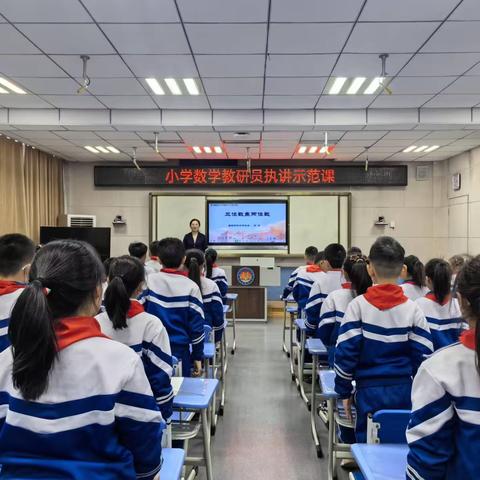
[0,137,64,242]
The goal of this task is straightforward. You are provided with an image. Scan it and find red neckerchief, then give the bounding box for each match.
[0,280,25,296]
[55,316,108,351]
[364,284,408,311]
[460,330,475,350]
[127,300,144,318]
[306,261,314,266]
[161,268,188,277]
[425,292,451,306]
[150,256,159,262]
[342,282,352,289]
[404,280,416,285]
[306,265,323,273]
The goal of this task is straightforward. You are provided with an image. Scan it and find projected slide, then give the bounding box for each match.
[207,201,287,245]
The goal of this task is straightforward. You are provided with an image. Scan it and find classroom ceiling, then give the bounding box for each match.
[2,0,480,162]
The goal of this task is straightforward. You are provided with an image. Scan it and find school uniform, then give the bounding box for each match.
[96,300,174,421]
[334,284,433,442]
[292,265,325,311]
[201,276,225,344]
[145,257,162,276]
[305,270,344,336]
[281,264,308,300]
[0,281,25,353]
[0,316,164,480]
[407,330,480,480]
[317,284,354,367]
[210,265,228,299]
[401,281,429,301]
[416,293,466,351]
[141,269,205,376]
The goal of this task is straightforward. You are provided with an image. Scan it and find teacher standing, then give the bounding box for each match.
[183,218,208,252]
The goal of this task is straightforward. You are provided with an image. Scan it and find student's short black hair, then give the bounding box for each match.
[158,237,185,269]
[324,243,346,269]
[314,251,325,264]
[369,236,405,278]
[103,257,115,279]
[347,246,362,256]
[128,242,148,259]
[149,240,161,257]
[0,233,35,277]
[304,246,318,262]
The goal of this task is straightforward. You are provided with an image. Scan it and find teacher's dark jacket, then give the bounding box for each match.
[183,232,208,252]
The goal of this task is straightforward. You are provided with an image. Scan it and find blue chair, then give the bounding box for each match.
[160,448,185,480]
[349,472,365,480]
[366,409,410,444]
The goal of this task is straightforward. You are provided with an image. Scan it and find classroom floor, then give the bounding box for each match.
[196,319,350,480]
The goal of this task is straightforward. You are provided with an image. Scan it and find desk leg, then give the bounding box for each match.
[201,408,214,480]
[231,300,236,355]
[327,399,335,480]
[310,354,323,458]
[219,337,225,416]
[289,313,295,381]
[282,301,289,356]
[298,329,309,406]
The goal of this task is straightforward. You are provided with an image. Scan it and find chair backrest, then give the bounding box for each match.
[367,409,410,444]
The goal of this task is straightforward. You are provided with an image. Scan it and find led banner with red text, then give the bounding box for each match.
[94,165,408,188]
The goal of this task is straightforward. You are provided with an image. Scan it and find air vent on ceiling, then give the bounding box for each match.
[416,165,432,181]
[58,214,97,228]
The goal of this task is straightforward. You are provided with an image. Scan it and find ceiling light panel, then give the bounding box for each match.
[165,78,182,95]
[346,77,366,94]
[106,146,120,153]
[145,78,165,95]
[95,146,109,153]
[84,146,99,153]
[146,77,202,96]
[327,76,388,95]
[0,77,27,94]
[183,78,199,95]
[192,146,202,153]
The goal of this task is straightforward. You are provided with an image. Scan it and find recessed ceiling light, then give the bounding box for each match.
[364,77,384,95]
[145,78,165,95]
[308,146,317,154]
[298,146,307,154]
[183,78,199,95]
[95,146,109,153]
[403,145,417,153]
[425,145,440,153]
[414,145,428,153]
[204,146,212,154]
[329,77,347,95]
[347,77,366,95]
[234,131,250,137]
[192,146,202,154]
[165,78,182,95]
[0,78,26,94]
[84,146,99,153]
[106,146,120,153]
[214,146,223,153]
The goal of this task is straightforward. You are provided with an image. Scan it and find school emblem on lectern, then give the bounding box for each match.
[237,267,255,286]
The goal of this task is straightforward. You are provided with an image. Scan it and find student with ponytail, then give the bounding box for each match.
[185,249,225,344]
[407,256,480,479]
[0,240,163,479]
[401,255,428,301]
[96,255,173,422]
[416,258,465,350]
[205,248,228,299]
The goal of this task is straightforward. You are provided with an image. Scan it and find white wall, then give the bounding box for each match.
[65,162,440,260]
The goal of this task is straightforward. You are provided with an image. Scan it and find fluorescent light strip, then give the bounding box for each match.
[364,77,384,95]
[403,145,417,153]
[214,146,223,153]
[329,77,347,95]
[183,78,199,95]
[308,146,318,154]
[298,146,307,154]
[106,146,120,153]
[425,145,440,153]
[192,146,202,154]
[145,78,165,95]
[84,146,99,153]
[204,146,212,154]
[0,78,26,94]
[414,145,428,153]
[347,77,366,95]
[165,78,182,95]
[95,146,109,153]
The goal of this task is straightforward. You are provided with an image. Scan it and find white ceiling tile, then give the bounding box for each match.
[333,53,410,77]
[342,130,388,140]
[423,21,480,53]
[51,55,132,78]
[388,76,454,94]
[0,95,53,108]
[203,77,263,95]
[96,95,158,108]
[41,95,105,108]
[153,95,210,109]
[301,130,345,141]
[262,131,302,140]
[220,131,261,141]
[12,77,81,94]
[95,131,140,140]
[360,0,458,21]
[443,76,480,94]
[0,55,66,77]
[55,131,102,140]
[196,55,264,77]
[186,24,266,54]
[136,131,181,141]
[266,54,337,77]
[423,94,480,108]
[178,0,269,22]
[271,0,363,22]
[263,95,318,108]
[315,95,372,108]
[87,78,146,95]
[265,77,327,95]
[102,24,189,54]
[383,131,426,140]
[1,0,91,21]
[450,0,480,20]
[269,24,351,54]
[209,95,262,109]
[399,53,480,76]
[178,131,220,144]
[123,55,197,77]
[370,94,433,108]
[345,22,440,53]
[83,0,180,22]
[0,24,39,53]
[65,125,114,131]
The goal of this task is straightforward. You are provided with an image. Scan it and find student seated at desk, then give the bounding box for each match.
[0,234,35,352]
[318,254,372,367]
[185,249,225,344]
[145,240,162,276]
[129,241,148,264]
[415,258,466,351]
[96,255,174,422]
[335,236,433,443]
[281,245,318,300]
[141,237,205,377]
[305,243,346,336]
[292,251,326,312]
[401,255,428,301]
[0,240,163,479]
[205,248,228,299]
[407,256,480,479]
